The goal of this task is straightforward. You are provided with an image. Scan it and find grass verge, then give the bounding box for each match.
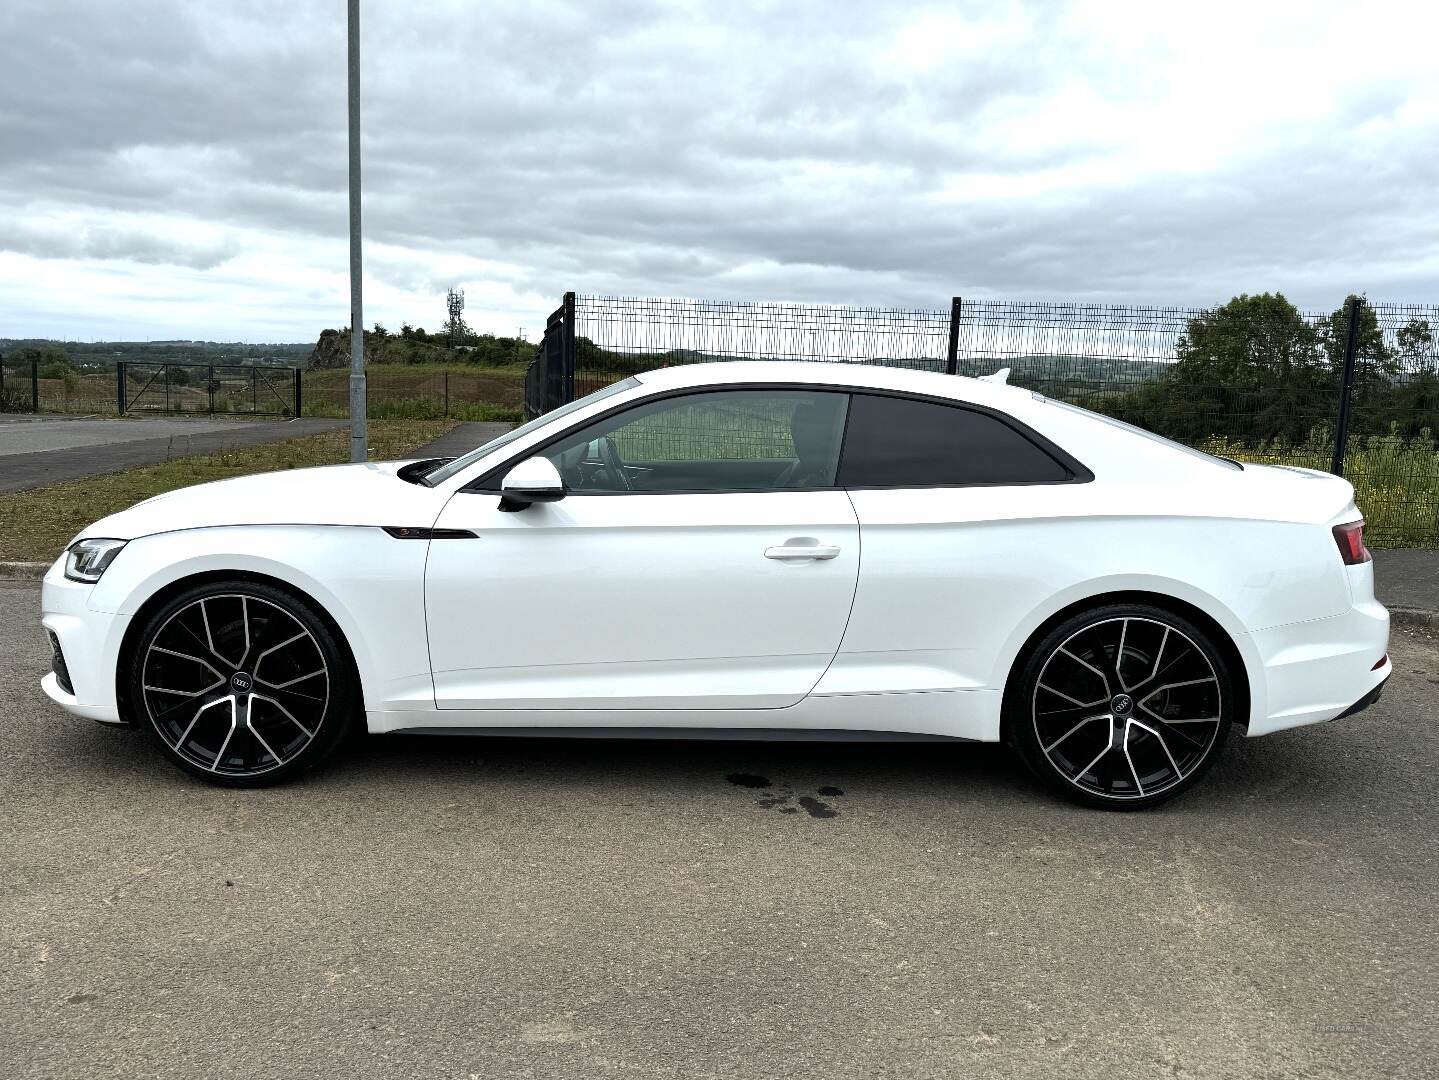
[0,420,458,563]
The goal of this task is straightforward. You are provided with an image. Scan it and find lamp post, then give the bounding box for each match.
[347,0,367,461]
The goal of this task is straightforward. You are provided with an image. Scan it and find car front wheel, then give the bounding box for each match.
[1009,604,1234,810]
[128,580,356,787]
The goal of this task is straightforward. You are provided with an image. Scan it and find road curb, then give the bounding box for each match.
[0,561,49,580]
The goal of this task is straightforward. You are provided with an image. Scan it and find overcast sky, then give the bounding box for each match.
[1,0,1435,342]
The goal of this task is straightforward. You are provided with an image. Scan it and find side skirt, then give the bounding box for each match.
[384,726,976,743]
[367,688,1003,741]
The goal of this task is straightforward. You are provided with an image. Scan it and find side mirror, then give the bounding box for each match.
[498,457,566,512]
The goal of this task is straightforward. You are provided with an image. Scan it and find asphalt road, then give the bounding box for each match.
[2,579,1436,1079]
[0,416,346,493]
[0,417,270,457]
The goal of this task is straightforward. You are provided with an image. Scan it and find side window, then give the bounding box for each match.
[542,389,849,493]
[838,394,1072,487]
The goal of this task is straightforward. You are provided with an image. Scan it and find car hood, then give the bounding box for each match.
[77,460,448,542]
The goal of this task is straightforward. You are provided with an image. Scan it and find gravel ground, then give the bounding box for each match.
[1,580,1435,1079]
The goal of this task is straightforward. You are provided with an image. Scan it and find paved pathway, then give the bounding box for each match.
[0,416,345,493]
[0,416,255,456]
[409,421,514,459]
[1373,549,1439,612]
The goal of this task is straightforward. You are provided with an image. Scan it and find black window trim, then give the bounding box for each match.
[462,381,1093,496]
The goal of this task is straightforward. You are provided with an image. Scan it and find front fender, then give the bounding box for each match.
[89,525,434,714]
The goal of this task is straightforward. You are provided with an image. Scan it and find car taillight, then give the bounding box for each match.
[1333,520,1371,565]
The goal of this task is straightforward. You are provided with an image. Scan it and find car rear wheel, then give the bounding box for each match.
[128,580,356,787]
[1008,604,1233,810]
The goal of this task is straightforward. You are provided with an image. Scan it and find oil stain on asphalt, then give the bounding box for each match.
[725,773,772,789]
[726,774,844,818]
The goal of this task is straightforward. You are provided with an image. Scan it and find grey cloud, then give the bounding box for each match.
[0,217,238,269]
[0,0,1435,341]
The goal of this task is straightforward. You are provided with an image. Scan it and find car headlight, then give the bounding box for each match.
[64,538,128,583]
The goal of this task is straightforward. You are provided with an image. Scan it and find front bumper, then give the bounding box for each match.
[40,557,131,726]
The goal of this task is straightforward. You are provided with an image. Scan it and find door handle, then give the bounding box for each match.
[764,541,841,561]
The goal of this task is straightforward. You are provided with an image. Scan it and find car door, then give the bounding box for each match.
[425,387,859,712]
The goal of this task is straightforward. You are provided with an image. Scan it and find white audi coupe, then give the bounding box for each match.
[40,362,1390,808]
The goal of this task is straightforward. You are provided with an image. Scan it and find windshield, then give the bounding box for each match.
[420,377,641,485]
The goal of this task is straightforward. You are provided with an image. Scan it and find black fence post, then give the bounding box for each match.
[31,358,39,413]
[524,358,541,421]
[561,290,577,406]
[443,371,449,418]
[945,296,962,376]
[117,362,128,414]
[1330,295,1363,477]
[251,367,258,414]
[293,367,302,417]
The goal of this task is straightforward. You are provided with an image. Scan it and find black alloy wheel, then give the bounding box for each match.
[130,581,355,786]
[1009,604,1233,809]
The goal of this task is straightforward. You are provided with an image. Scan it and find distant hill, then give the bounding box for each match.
[309,326,533,369]
[0,338,310,372]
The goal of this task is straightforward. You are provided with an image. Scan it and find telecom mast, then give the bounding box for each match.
[446,288,465,347]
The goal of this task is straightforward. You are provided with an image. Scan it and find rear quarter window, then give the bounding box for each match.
[837,393,1076,487]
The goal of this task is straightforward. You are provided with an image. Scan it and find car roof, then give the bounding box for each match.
[633,360,1032,411]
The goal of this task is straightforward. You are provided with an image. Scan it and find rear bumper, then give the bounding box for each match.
[1247,598,1389,737]
[1333,673,1388,721]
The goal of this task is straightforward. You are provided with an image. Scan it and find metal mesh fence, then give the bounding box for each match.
[121,364,298,416]
[0,356,33,412]
[0,360,119,414]
[571,295,951,399]
[952,299,1343,446]
[1338,304,1439,545]
[0,361,303,417]
[6,295,1436,543]
[0,360,524,422]
[299,368,524,421]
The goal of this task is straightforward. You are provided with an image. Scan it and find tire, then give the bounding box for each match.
[127,580,357,787]
[1007,603,1234,810]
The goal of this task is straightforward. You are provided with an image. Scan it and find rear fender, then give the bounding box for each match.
[991,574,1267,735]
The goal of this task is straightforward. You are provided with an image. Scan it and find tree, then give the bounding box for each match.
[1319,295,1396,395]
[1395,318,1435,370]
[14,345,75,381]
[1108,293,1329,445]
[1347,314,1438,439]
[1173,293,1324,390]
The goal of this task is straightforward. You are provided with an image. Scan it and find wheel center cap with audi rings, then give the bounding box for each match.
[231,671,254,694]
[1110,693,1134,716]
